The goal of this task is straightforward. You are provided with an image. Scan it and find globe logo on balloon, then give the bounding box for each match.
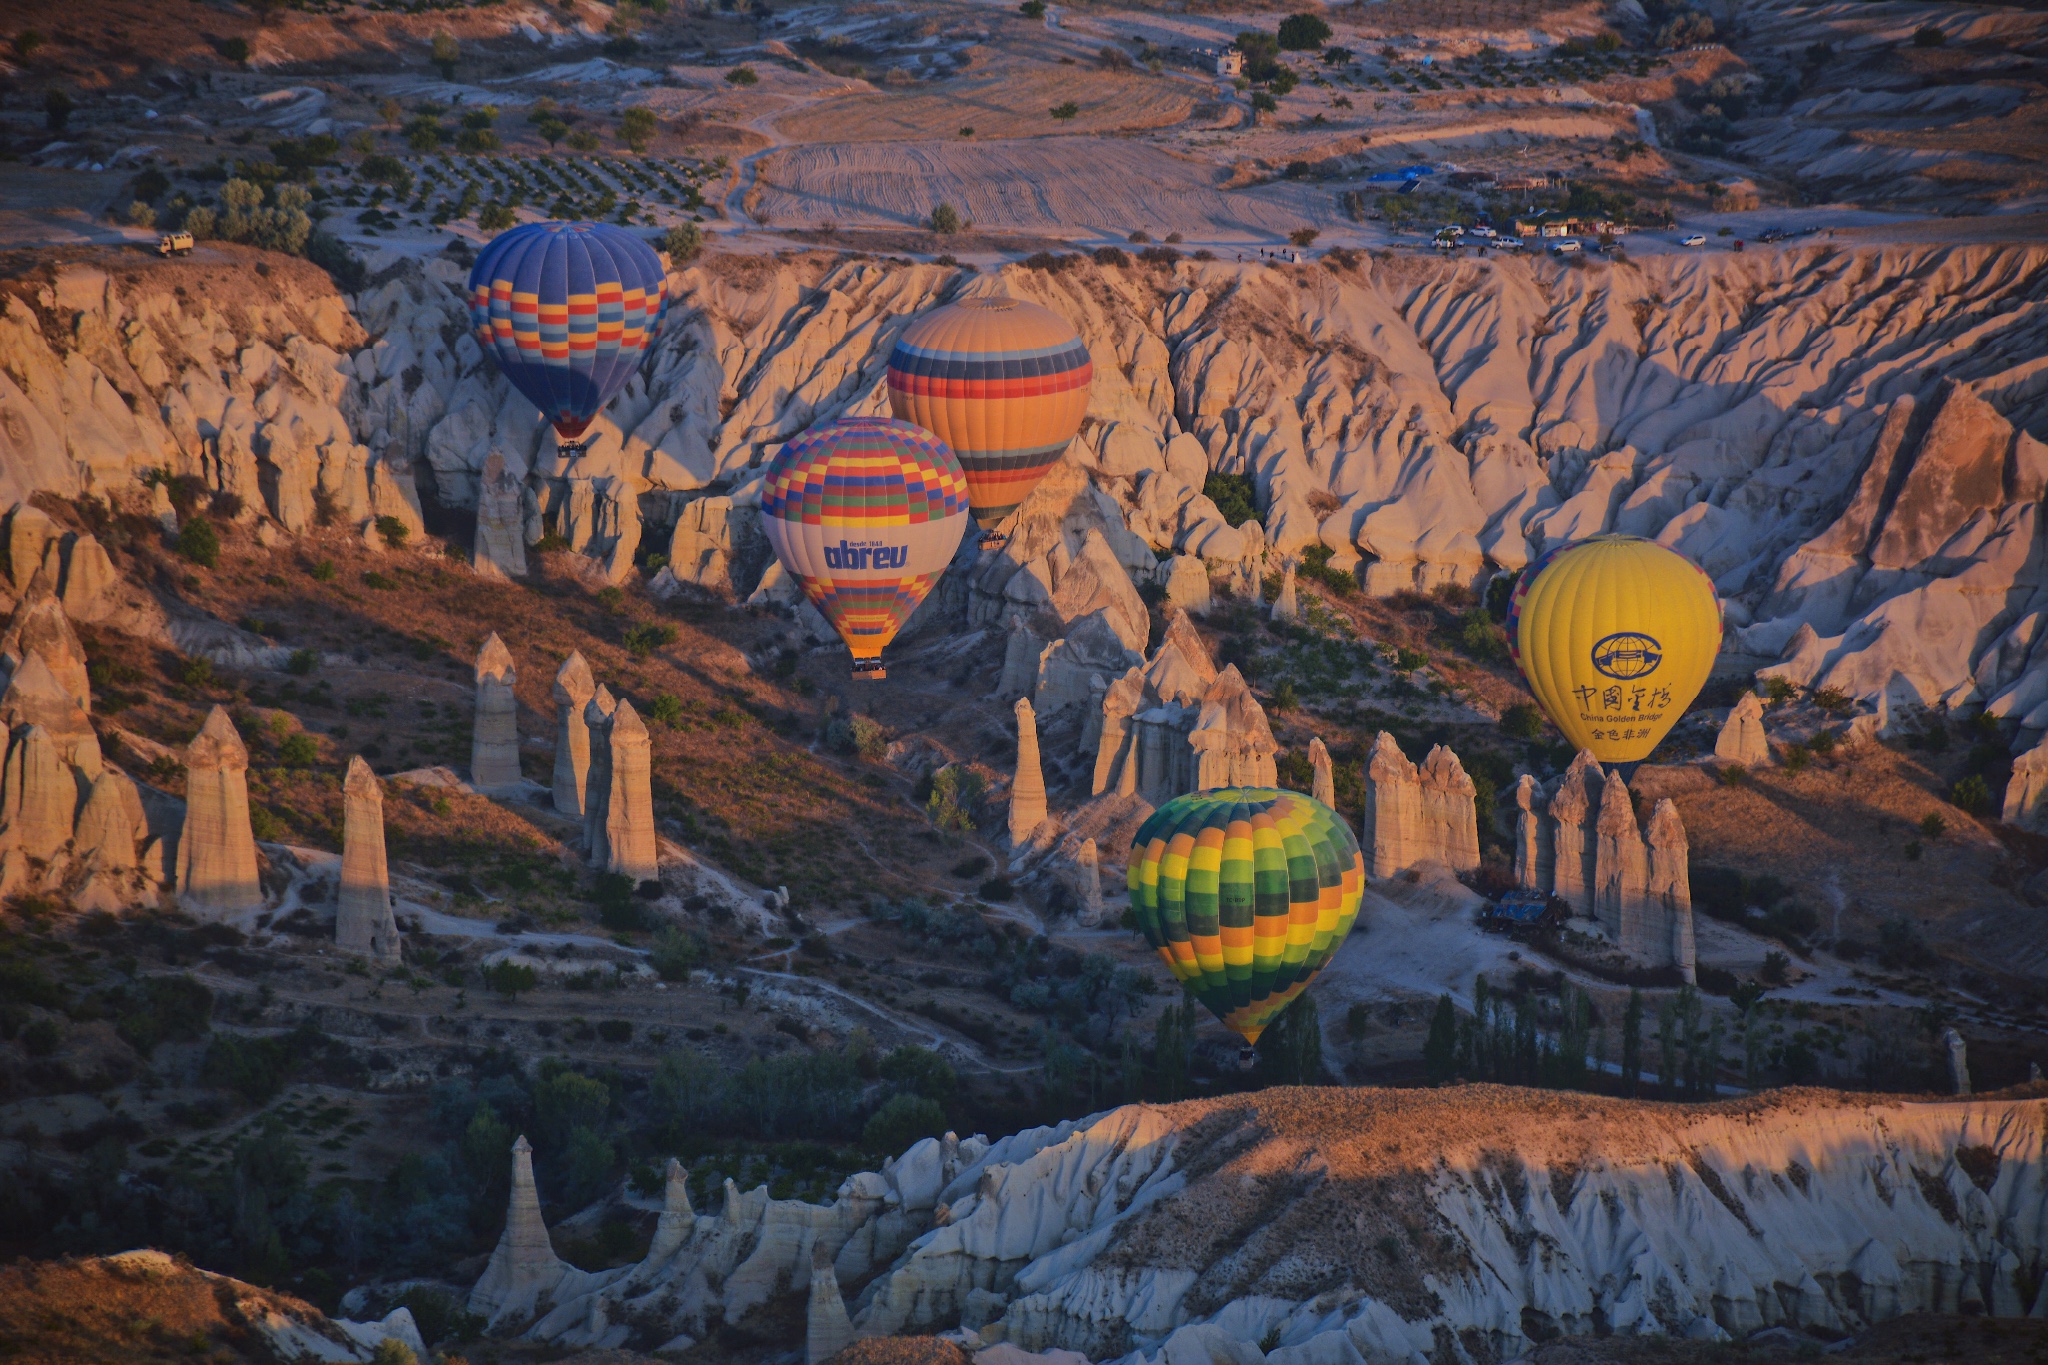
[1591,631,1663,680]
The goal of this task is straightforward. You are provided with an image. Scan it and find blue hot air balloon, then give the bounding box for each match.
[466,222,669,446]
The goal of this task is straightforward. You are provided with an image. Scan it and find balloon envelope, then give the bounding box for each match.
[760,417,971,664]
[467,222,668,443]
[886,296,1092,531]
[1127,787,1364,1045]
[1508,535,1723,765]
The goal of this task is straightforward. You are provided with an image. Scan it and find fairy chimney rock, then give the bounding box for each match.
[1942,1028,1970,1096]
[594,699,658,884]
[474,451,530,580]
[644,1156,697,1267]
[1646,798,1695,984]
[1593,771,1650,950]
[1361,731,1423,880]
[1188,664,1279,790]
[0,649,93,759]
[2005,732,2048,830]
[1715,692,1769,766]
[1271,562,1299,624]
[1090,667,1145,796]
[0,588,89,711]
[551,651,597,817]
[805,1243,856,1365]
[471,633,523,794]
[1548,751,1603,915]
[337,757,400,962]
[175,706,263,915]
[1072,837,1104,925]
[1513,774,1552,892]
[0,724,75,860]
[468,1135,566,1326]
[1309,736,1334,807]
[1011,698,1047,845]
[73,770,139,873]
[1420,745,1481,872]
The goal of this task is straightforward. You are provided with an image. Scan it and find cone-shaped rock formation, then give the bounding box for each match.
[176,706,262,915]
[337,756,400,962]
[471,633,522,794]
[552,651,596,817]
[1010,698,1046,845]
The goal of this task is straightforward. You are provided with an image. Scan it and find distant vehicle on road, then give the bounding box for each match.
[1550,238,1582,255]
[1496,235,1524,249]
[1472,225,1497,238]
[1680,233,1706,247]
[157,232,194,257]
[1758,227,1787,243]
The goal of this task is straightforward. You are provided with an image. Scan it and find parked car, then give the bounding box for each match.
[1680,232,1706,247]
[1550,238,1582,255]
[1495,235,1524,249]
[1472,225,1497,238]
[1758,226,1787,243]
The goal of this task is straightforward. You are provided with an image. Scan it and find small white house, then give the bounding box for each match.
[1216,46,1244,78]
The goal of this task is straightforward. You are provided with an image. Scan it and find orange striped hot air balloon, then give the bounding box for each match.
[886,296,1092,544]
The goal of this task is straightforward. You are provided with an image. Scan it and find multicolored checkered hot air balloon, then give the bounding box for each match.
[761,417,972,678]
[467,222,668,446]
[1127,788,1365,1045]
[886,295,1092,540]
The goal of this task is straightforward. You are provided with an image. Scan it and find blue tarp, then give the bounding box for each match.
[1488,893,1550,924]
[1365,165,1435,184]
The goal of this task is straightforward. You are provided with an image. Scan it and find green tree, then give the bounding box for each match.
[533,1064,611,1151]
[1620,987,1643,1096]
[663,222,703,263]
[1277,13,1332,50]
[880,1044,956,1102]
[177,518,221,568]
[925,765,983,832]
[863,1093,947,1152]
[1250,91,1278,115]
[928,202,962,234]
[725,65,759,86]
[431,32,460,79]
[44,88,74,133]
[1152,996,1196,1101]
[1423,993,1458,1083]
[1258,992,1324,1085]
[482,960,537,999]
[1019,0,1046,15]
[567,129,602,153]
[477,203,515,232]
[1049,100,1080,120]
[650,927,702,981]
[619,106,659,152]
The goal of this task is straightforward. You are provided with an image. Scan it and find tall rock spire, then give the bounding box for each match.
[1593,771,1650,951]
[805,1243,855,1365]
[1547,751,1603,915]
[1645,798,1694,985]
[0,587,89,710]
[1512,774,1551,892]
[643,1156,697,1268]
[175,706,262,915]
[471,633,523,794]
[1010,697,1046,845]
[597,699,658,884]
[1361,731,1421,880]
[468,1135,566,1326]
[551,651,596,817]
[0,723,74,859]
[1308,735,1334,807]
[337,756,400,963]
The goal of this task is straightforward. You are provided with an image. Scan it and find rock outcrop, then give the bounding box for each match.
[1359,732,1478,877]
[0,586,89,709]
[1086,609,1245,803]
[587,698,658,884]
[1068,838,1104,925]
[1943,1028,1971,1096]
[1714,692,1769,765]
[468,1135,571,1328]
[1010,699,1047,846]
[473,450,529,579]
[176,706,262,916]
[806,1245,856,1365]
[551,650,597,817]
[470,633,523,795]
[1307,736,1333,808]
[843,1090,2048,1363]
[1519,753,1694,975]
[1187,665,1279,790]
[1269,562,1298,624]
[2006,732,2048,830]
[336,756,399,963]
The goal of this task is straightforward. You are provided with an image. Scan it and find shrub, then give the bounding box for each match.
[929,202,962,234]
[1277,13,1333,50]
[1251,91,1278,114]
[1760,950,1789,985]
[1289,227,1320,247]
[595,872,649,931]
[1019,0,1045,14]
[648,693,685,728]
[619,106,659,152]
[310,558,336,582]
[926,765,983,832]
[126,200,157,228]
[1782,742,1810,773]
[862,1093,946,1153]
[375,515,411,549]
[1762,677,1795,703]
[597,1019,633,1043]
[278,733,318,768]
[477,203,515,232]
[1912,24,1946,46]
[1457,610,1508,663]
[1203,472,1258,527]
[1919,811,1948,839]
[1049,100,1080,120]
[431,32,459,78]
[726,65,759,85]
[177,518,221,567]
[623,622,678,658]
[650,927,702,981]
[1501,703,1544,740]
[181,656,216,689]
[1952,774,1990,817]
[482,960,537,998]
[663,222,703,263]
[1094,245,1129,266]
[363,571,397,591]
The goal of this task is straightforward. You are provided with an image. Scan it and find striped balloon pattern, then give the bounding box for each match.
[761,418,972,664]
[887,296,1093,530]
[467,222,668,443]
[1127,788,1365,1045]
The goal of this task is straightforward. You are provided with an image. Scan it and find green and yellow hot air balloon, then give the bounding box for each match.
[1127,788,1365,1045]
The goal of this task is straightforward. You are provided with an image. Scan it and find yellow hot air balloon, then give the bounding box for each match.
[1507,536,1722,766]
[886,296,1092,544]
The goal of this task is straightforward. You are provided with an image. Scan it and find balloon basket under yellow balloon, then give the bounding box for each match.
[851,659,887,680]
[977,531,1008,551]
